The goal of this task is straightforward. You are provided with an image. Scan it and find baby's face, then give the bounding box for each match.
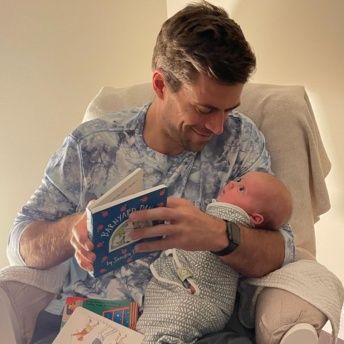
[217,172,263,212]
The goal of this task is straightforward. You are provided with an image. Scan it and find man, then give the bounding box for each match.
[7,2,297,343]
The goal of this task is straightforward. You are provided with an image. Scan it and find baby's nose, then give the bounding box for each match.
[228,181,235,189]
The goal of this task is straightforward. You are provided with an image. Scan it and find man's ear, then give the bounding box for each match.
[250,213,264,226]
[152,70,166,99]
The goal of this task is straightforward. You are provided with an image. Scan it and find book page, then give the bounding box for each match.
[53,307,143,344]
[90,184,166,214]
[89,168,143,210]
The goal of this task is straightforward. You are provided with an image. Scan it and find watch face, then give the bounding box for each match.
[211,221,240,256]
[229,222,240,246]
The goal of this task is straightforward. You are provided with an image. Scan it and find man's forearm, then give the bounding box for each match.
[19,213,81,269]
[219,224,285,277]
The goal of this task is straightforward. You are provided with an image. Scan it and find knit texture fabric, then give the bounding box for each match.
[137,203,251,343]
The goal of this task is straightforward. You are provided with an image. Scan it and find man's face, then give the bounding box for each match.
[159,74,243,154]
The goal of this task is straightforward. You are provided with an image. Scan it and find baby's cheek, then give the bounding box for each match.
[217,192,226,202]
[218,187,235,203]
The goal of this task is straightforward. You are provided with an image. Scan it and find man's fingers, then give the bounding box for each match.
[166,196,193,208]
[71,234,96,259]
[128,196,214,252]
[129,206,176,223]
[70,211,95,272]
[72,213,94,251]
[71,234,95,272]
[75,251,94,272]
[128,196,192,223]
[135,236,178,253]
[129,223,177,240]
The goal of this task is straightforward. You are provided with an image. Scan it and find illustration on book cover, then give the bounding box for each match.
[53,307,143,344]
[61,297,139,330]
[91,187,167,277]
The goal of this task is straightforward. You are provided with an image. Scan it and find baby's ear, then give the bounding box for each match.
[250,213,264,226]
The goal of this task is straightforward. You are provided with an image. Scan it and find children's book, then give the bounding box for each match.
[53,306,143,344]
[61,297,139,330]
[83,299,139,330]
[61,296,88,328]
[86,168,168,277]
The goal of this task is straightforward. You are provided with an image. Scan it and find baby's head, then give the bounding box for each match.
[217,171,292,229]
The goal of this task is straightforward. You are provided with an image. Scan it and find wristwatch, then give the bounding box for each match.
[211,221,240,256]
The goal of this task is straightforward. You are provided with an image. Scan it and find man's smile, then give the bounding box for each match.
[191,127,214,139]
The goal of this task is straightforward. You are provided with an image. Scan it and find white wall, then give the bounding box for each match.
[167,0,344,283]
[0,0,167,268]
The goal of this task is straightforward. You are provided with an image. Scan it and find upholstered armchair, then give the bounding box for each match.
[1,82,343,344]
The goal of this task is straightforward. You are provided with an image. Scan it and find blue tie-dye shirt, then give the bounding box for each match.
[7,104,294,314]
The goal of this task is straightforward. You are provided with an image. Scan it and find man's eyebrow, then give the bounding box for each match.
[196,103,241,112]
[226,103,240,112]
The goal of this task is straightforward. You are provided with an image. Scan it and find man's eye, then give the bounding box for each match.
[196,106,213,114]
[239,186,245,192]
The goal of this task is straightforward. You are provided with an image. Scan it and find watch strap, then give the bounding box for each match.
[211,221,240,256]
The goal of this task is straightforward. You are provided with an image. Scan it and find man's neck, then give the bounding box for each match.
[143,101,183,156]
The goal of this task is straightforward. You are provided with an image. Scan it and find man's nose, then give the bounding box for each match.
[204,112,226,135]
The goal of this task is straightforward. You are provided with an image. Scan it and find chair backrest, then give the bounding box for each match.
[83,82,331,260]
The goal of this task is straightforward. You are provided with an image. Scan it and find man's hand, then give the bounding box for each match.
[128,196,285,277]
[128,197,228,253]
[70,212,96,272]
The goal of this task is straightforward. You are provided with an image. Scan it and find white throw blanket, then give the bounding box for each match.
[239,259,344,344]
[0,261,69,294]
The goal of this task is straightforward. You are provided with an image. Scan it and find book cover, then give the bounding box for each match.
[83,299,139,330]
[61,296,88,328]
[61,297,139,330]
[87,168,168,277]
[53,307,143,344]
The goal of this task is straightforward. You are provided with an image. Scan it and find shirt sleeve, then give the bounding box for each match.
[278,223,295,265]
[7,135,84,266]
[232,114,272,176]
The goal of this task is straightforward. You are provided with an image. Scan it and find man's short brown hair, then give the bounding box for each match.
[152,1,256,91]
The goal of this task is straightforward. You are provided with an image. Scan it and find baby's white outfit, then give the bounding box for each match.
[137,202,252,344]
